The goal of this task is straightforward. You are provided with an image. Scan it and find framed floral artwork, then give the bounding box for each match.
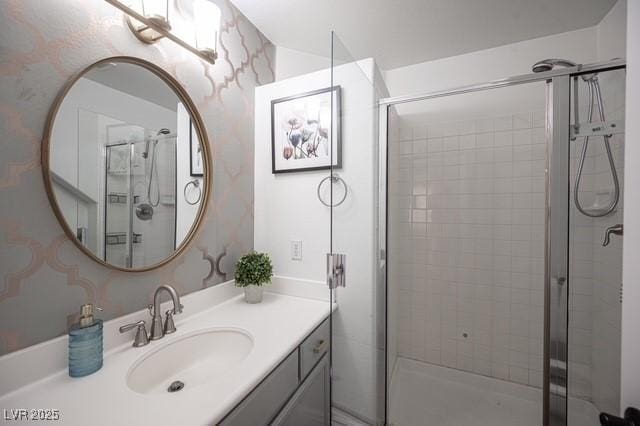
[271,86,341,173]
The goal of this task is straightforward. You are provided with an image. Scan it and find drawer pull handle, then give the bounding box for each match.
[313,339,329,354]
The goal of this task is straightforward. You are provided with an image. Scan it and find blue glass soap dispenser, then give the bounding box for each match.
[68,303,103,378]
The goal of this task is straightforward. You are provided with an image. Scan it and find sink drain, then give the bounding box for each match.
[167,380,185,393]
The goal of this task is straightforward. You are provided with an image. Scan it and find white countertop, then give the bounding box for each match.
[0,291,331,425]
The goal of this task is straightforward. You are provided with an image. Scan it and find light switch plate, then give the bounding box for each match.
[291,240,302,260]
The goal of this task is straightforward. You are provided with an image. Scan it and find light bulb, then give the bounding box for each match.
[194,0,221,59]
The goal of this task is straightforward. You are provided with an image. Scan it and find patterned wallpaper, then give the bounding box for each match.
[0,0,275,356]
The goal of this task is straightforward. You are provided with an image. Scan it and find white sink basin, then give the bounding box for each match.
[126,328,253,395]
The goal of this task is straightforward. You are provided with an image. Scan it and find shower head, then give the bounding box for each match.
[531,58,578,73]
[142,129,171,158]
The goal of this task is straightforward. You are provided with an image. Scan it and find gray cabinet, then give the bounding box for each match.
[271,354,330,426]
[218,318,330,426]
[219,351,299,426]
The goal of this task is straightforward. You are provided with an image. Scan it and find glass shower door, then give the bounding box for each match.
[384,80,549,426]
[328,31,386,425]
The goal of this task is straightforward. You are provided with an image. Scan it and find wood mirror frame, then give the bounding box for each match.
[41,56,212,272]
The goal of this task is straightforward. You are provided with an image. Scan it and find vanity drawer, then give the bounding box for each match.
[299,319,330,380]
[219,350,299,426]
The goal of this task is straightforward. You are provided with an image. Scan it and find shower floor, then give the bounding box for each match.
[389,358,599,426]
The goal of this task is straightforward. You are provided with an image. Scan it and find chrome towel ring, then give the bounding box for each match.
[317,174,348,207]
[184,179,202,205]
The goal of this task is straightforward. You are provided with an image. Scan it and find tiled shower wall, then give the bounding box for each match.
[389,111,547,388]
[568,69,625,413]
[0,0,274,355]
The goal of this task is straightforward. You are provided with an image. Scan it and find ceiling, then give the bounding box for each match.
[85,62,178,111]
[230,0,617,70]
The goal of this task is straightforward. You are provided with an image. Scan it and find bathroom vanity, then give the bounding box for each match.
[220,317,330,425]
[0,53,335,425]
[0,284,332,425]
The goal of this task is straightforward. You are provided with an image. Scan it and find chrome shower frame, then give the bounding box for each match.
[378,58,625,426]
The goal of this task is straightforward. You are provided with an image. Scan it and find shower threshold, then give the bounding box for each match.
[388,357,599,426]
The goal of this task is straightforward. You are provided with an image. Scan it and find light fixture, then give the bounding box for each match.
[194,0,221,63]
[105,0,220,64]
[124,0,171,44]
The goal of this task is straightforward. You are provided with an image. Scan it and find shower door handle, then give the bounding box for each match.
[327,253,346,289]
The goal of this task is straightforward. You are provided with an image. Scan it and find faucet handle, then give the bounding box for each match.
[119,320,150,347]
[164,310,177,334]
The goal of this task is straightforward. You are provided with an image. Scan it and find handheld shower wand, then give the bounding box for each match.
[136,128,171,221]
[531,59,620,217]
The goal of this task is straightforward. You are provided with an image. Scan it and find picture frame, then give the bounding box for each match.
[271,86,341,174]
[189,120,203,176]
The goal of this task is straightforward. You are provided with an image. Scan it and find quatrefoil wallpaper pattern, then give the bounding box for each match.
[0,0,275,355]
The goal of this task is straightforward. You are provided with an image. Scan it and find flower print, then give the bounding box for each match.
[288,129,302,147]
[287,116,303,129]
[283,146,293,160]
[306,143,318,157]
[301,127,314,143]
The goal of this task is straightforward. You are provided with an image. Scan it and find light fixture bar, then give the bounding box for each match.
[104,0,217,64]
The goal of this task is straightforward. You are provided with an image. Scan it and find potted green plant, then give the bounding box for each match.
[234,251,274,303]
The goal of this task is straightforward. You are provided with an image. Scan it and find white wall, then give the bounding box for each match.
[274,46,331,81]
[384,27,598,100]
[254,58,385,422]
[621,0,640,412]
[597,0,627,61]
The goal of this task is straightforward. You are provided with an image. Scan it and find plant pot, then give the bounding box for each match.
[243,285,263,304]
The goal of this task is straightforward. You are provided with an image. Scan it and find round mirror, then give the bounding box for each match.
[42,57,211,271]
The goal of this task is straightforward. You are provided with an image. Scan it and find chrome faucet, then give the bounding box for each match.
[148,284,183,340]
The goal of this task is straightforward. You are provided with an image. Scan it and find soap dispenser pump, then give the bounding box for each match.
[68,303,103,378]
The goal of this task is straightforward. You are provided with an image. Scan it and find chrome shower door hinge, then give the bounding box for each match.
[327,253,346,289]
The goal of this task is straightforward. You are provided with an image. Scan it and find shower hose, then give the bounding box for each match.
[573,75,620,217]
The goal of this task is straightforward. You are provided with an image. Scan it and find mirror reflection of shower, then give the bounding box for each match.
[104,127,178,268]
[136,128,171,221]
[531,59,620,217]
